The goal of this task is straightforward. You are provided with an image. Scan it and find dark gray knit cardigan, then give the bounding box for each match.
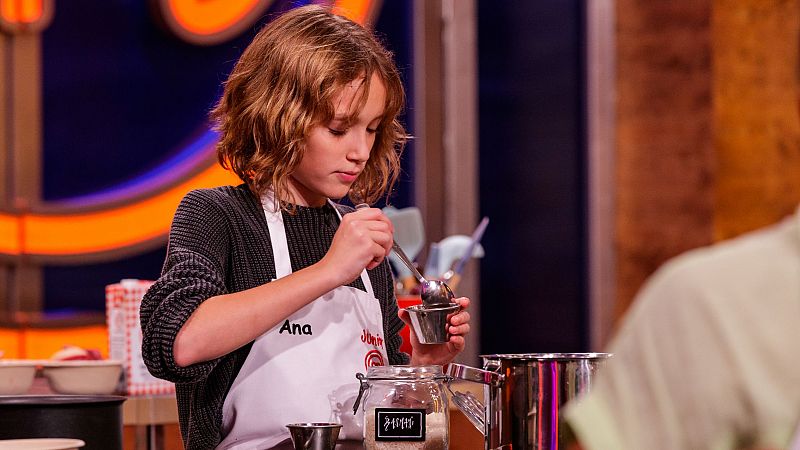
[140,184,408,449]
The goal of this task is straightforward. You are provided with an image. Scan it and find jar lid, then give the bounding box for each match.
[364,365,443,380]
[353,365,448,414]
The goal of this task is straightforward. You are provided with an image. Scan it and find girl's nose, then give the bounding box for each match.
[347,131,373,162]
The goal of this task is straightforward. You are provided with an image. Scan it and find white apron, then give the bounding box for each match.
[217,197,388,450]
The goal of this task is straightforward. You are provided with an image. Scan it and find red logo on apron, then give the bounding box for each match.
[364,349,385,368]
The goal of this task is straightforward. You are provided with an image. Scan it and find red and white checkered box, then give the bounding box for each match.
[106,279,175,396]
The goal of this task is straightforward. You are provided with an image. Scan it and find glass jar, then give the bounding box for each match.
[355,365,449,450]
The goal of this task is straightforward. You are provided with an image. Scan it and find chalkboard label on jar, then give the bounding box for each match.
[374,408,426,441]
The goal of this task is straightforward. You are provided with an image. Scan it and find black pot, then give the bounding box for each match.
[0,395,126,450]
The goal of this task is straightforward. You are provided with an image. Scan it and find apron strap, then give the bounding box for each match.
[263,193,293,279]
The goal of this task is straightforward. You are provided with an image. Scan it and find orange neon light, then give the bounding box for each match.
[0,0,43,24]
[167,0,266,36]
[0,0,382,258]
[333,0,373,25]
[0,165,239,256]
[0,213,21,254]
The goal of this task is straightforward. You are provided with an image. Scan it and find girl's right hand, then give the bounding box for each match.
[321,207,394,284]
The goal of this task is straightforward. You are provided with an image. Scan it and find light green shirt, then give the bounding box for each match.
[566,210,800,450]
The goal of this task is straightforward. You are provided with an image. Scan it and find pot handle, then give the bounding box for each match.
[445,363,505,435]
[446,363,504,386]
[449,388,486,433]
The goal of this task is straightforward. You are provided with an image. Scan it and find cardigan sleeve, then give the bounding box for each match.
[140,189,232,383]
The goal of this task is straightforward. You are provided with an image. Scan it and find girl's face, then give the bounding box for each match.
[287,73,386,207]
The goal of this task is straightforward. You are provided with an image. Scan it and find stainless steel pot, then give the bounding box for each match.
[447,353,611,450]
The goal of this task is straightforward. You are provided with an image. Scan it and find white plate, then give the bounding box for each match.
[0,438,86,449]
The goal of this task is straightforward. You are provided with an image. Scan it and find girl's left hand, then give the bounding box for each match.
[400,296,471,366]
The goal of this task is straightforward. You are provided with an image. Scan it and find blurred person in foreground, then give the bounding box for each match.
[564,206,800,449]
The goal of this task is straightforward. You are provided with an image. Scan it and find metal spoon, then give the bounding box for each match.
[390,242,455,306]
[354,203,455,306]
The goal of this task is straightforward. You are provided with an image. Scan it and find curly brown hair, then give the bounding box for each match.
[210,5,407,209]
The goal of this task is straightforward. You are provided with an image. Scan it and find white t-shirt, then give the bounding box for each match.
[565,209,800,450]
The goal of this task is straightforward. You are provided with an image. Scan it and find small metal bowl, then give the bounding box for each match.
[404,303,461,344]
[285,423,341,450]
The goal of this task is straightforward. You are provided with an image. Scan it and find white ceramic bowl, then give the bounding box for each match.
[0,360,38,395]
[40,360,122,395]
[0,438,85,449]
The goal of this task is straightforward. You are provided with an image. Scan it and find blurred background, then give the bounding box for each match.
[1,0,800,377]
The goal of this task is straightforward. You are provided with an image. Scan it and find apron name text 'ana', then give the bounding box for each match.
[278,320,313,335]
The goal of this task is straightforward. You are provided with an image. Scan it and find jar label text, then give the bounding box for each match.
[375,408,426,441]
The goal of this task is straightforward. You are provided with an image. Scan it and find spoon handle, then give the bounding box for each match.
[391,242,427,284]
[354,202,427,284]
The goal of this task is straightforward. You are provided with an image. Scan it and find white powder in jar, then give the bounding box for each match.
[363,409,447,450]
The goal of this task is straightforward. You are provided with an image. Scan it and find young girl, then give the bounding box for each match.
[140,6,471,449]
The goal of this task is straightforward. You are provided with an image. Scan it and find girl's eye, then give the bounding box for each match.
[328,128,346,136]
[366,128,378,134]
